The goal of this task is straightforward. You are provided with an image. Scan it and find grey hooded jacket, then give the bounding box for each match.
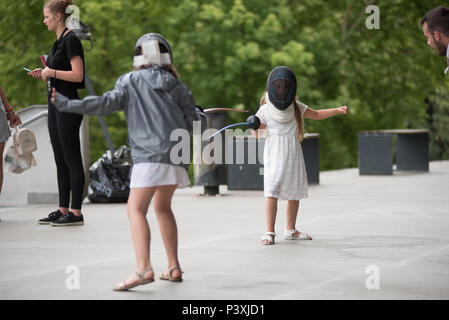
[53,66,202,169]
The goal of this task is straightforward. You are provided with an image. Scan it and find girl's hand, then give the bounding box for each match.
[338,106,348,115]
[7,110,22,127]
[28,68,43,79]
[40,67,53,82]
[9,113,22,127]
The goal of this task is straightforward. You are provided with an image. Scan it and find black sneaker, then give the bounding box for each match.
[50,212,84,227]
[37,210,63,225]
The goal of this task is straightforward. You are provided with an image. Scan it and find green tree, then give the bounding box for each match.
[426,83,449,160]
[1,0,448,170]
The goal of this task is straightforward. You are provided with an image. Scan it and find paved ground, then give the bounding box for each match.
[1,161,449,300]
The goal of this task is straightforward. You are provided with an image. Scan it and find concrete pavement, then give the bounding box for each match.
[1,161,448,300]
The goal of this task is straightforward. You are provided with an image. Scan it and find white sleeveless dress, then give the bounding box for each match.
[256,103,308,200]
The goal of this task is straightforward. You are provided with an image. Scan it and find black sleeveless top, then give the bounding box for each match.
[47,28,85,100]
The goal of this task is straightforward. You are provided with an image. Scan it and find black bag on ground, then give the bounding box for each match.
[87,145,131,203]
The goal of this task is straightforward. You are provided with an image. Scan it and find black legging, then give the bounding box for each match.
[48,103,85,210]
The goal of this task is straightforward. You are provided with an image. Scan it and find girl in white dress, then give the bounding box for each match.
[254,66,348,245]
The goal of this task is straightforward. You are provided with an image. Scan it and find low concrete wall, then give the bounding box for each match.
[1,105,89,205]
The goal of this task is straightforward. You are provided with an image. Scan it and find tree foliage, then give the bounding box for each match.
[1,0,448,169]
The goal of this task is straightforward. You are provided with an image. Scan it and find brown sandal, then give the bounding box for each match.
[113,267,154,291]
[159,265,183,282]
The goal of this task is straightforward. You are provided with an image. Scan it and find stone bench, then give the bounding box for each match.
[358,129,429,175]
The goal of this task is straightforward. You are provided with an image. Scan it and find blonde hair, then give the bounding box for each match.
[44,0,74,22]
[260,92,305,142]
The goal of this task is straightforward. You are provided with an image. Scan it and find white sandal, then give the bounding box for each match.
[284,229,312,240]
[261,232,276,245]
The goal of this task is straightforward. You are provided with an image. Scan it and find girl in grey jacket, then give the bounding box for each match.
[51,33,202,290]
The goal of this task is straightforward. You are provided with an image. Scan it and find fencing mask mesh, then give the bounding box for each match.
[266,66,297,110]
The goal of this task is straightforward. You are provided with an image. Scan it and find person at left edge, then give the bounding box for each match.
[28,0,86,226]
[0,85,22,196]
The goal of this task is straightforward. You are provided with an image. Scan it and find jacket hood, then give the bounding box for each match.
[136,67,178,91]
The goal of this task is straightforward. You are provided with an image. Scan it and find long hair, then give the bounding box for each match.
[44,0,74,22]
[260,92,305,142]
[133,46,179,79]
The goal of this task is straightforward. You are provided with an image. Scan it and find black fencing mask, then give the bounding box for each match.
[266,66,297,110]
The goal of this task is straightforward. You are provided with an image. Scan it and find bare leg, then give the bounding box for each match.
[262,197,278,244]
[153,185,182,279]
[116,187,156,287]
[286,200,311,239]
[58,208,80,216]
[70,208,81,216]
[0,142,4,194]
[58,207,69,214]
[286,200,300,231]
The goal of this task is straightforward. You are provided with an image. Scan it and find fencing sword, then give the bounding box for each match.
[207,115,260,140]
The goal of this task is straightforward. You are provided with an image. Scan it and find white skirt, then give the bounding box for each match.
[263,135,308,201]
[130,162,191,189]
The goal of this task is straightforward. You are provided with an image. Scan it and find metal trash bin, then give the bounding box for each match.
[227,136,265,190]
[193,111,228,195]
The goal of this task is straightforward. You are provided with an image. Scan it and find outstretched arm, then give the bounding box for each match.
[304,106,348,120]
[51,82,128,117]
